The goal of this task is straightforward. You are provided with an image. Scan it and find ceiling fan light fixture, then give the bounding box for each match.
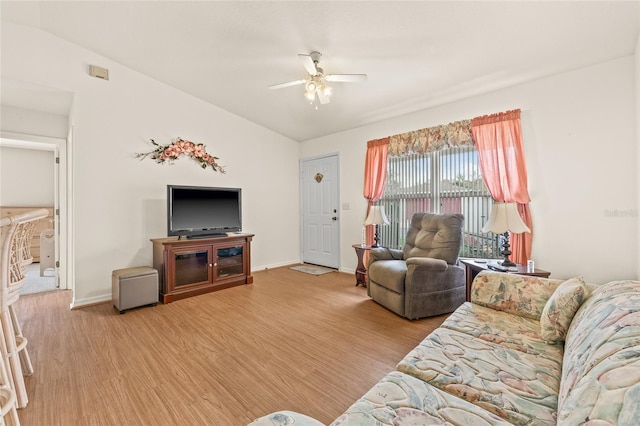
[270,51,367,106]
[305,80,317,93]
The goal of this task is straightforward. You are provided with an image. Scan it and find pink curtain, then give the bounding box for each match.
[471,109,532,264]
[363,137,389,246]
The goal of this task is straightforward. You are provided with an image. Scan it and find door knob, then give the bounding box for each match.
[332,216,337,221]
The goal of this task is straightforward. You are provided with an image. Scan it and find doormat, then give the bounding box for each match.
[289,264,337,275]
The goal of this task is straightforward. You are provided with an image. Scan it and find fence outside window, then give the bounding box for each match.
[377,146,500,258]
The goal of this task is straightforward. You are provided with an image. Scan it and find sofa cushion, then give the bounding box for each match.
[557,280,640,425]
[368,259,406,293]
[442,302,564,362]
[471,271,564,320]
[397,327,562,425]
[540,276,587,343]
[331,371,512,426]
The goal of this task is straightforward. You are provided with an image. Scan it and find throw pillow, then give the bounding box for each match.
[540,276,587,343]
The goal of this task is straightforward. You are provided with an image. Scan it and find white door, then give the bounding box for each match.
[301,154,340,268]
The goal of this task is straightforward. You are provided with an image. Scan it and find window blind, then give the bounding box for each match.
[378,145,499,257]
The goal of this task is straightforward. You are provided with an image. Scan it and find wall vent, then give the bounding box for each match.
[89,65,109,80]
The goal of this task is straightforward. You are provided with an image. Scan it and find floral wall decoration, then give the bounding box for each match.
[135,137,226,173]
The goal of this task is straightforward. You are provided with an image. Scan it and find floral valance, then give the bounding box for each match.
[388,119,474,156]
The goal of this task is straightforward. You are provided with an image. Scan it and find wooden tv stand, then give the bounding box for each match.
[151,233,254,303]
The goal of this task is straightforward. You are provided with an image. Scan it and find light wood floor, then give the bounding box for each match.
[15,267,447,425]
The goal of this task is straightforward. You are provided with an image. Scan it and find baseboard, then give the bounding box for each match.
[70,293,112,309]
[252,259,300,272]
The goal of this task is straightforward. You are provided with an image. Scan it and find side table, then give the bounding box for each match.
[460,258,551,302]
[352,244,374,287]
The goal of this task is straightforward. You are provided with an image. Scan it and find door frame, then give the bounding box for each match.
[299,152,341,268]
[0,131,72,294]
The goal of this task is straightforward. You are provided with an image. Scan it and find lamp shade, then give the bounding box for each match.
[364,206,390,226]
[482,202,530,234]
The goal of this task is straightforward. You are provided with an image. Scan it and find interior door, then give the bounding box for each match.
[301,154,340,268]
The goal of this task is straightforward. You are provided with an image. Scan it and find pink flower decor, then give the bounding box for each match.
[136,138,225,173]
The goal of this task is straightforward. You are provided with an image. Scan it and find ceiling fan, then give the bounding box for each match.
[268,51,367,105]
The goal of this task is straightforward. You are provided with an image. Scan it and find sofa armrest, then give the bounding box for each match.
[248,411,325,426]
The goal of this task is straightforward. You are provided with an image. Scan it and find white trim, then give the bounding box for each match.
[71,294,111,309]
[251,259,301,271]
[65,126,75,308]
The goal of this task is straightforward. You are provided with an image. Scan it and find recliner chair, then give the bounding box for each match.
[367,212,466,320]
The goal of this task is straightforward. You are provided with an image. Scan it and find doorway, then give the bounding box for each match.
[300,154,340,268]
[0,134,69,293]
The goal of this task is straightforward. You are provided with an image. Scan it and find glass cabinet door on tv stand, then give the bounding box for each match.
[172,247,213,287]
[214,244,244,280]
[151,234,254,303]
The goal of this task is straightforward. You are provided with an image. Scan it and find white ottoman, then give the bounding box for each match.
[112,266,158,314]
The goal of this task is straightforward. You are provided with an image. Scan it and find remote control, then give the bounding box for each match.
[488,265,508,272]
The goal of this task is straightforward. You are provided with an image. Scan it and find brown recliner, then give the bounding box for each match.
[367,212,466,320]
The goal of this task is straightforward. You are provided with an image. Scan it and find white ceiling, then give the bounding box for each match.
[2,1,639,142]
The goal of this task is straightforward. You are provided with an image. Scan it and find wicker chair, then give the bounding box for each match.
[0,208,48,411]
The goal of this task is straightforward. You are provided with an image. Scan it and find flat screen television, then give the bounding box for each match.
[167,185,242,239]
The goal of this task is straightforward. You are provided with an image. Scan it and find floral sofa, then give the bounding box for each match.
[249,271,640,425]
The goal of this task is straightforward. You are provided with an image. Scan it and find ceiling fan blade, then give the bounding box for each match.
[325,74,368,83]
[317,89,330,105]
[298,54,317,75]
[268,79,307,90]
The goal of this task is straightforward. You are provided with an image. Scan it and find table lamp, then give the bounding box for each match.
[364,206,389,248]
[482,202,530,267]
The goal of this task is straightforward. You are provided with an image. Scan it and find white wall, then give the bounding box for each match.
[1,22,301,306]
[637,32,640,280]
[0,146,54,206]
[0,105,69,139]
[301,56,638,286]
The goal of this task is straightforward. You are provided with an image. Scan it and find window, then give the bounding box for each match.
[377,145,499,257]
